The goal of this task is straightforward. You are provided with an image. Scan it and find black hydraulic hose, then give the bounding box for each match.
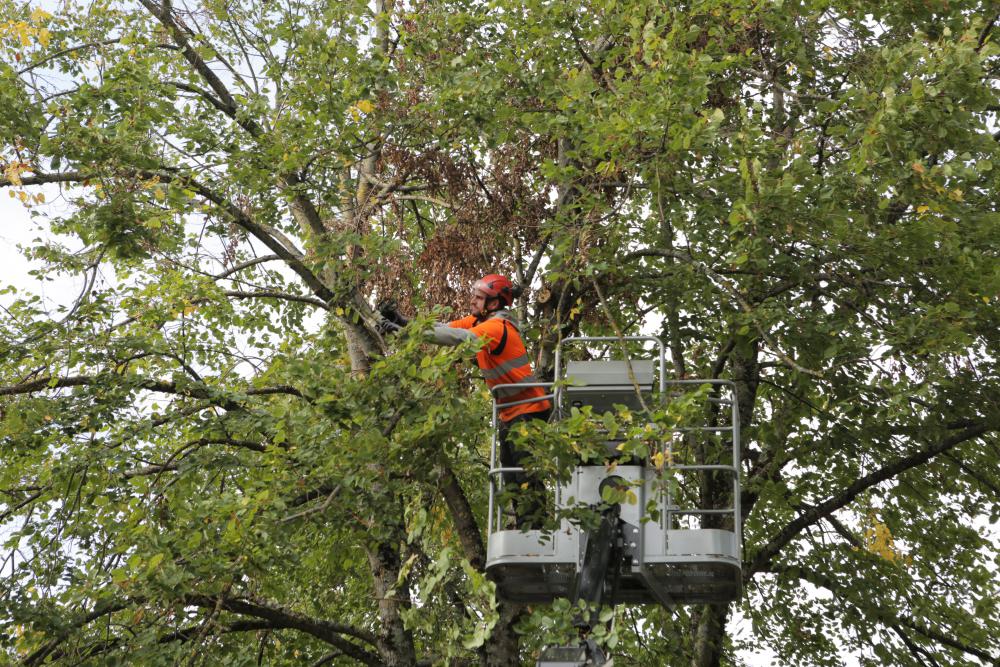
[571,503,622,630]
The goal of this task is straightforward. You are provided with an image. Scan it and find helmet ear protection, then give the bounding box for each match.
[474,274,519,309]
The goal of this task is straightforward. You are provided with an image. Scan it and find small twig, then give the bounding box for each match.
[214,254,281,280]
[589,273,650,413]
[282,484,342,523]
[626,249,823,378]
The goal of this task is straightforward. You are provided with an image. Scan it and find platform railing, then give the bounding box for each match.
[657,379,741,556]
[553,336,667,413]
[487,384,556,536]
[486,340,740,558]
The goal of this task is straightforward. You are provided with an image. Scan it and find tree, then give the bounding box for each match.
[1,0,998,665]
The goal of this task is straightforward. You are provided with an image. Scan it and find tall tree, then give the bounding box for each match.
[1,0,998,665]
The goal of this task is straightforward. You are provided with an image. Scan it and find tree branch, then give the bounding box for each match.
[1,170,87,187]
[139,1,328,239]
[182,594,380,664]
[4,167,334,304]
[436,464,486,570]
[772,564,997,665]
[625,249,823,377]
[137,0,260,136]
[214,254,281,280]
[748,422,993,575]
[978,12,999,51]
[0,373,304,404]
[222,290,330,309]
[16,39,121,75]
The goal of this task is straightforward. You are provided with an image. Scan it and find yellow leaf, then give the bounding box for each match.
[37,28,50,47]
[915,205,929,214]
[153,188,165,202]
[183,305,197,316]
[15,22,32,47]
[4,160,26,186]
[355,99,375,114]
[651,451,666,470]
[30,8,52,23]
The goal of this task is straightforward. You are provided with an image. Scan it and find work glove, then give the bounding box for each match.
[375,299,410,336]
[376,299,410,327]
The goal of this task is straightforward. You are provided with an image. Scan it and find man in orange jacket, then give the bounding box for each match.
[379,274,551,528]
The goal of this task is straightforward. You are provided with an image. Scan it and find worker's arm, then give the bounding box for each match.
[430,324,476,345]
[429,315,500,348]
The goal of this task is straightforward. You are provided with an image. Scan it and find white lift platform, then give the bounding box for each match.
[485,336,742,620]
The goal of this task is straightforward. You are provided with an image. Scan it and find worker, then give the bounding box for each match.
[378,274,552,528]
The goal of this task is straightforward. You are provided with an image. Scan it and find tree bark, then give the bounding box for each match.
[366,536,418,667]
[691,603,730,667]
[483,602,525,667]
[690,338,759,666]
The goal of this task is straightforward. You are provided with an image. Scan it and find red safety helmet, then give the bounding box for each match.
[474,274,515,308]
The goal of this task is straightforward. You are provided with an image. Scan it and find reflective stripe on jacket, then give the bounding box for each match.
[442,312,550,422]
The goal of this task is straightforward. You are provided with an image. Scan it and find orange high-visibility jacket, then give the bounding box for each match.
[433,311,550,422]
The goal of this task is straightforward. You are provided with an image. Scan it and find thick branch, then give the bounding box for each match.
[748,422,992,575]
[1,171,87,187]
[437,465,486,570]
[137,0,262,137]
[0,373,303,403]
[183,594,380,664]
[4,167,335,304]
[140,1,328,239]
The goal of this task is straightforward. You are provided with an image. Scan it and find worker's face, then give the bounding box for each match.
[471,289,495,315]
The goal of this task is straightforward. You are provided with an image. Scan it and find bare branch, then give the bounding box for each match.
[222,290,329,309]
[392,194,454,209]
[214,254,281,280]
[165,79,230,115]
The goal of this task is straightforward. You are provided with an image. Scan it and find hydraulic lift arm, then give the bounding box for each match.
[537,502,625,667]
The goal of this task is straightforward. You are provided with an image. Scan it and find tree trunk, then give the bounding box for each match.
[483,602,525,667]
[688,339,759,666]
[367,537,418,666]
[691,603,730,667]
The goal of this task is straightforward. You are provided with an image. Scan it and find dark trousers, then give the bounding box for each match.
[498,409,551,528]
